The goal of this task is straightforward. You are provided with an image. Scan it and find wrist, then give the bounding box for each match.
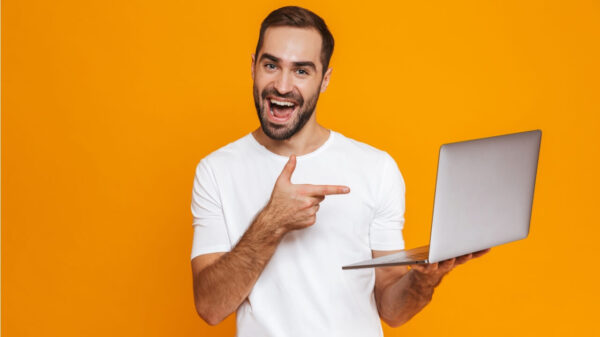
[408,269,437,300]
[255,205,289,241]
[410,268,437,286]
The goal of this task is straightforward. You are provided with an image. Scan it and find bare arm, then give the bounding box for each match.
[191,210,286,325]
[373,249,490,327]
[191,155,350,325]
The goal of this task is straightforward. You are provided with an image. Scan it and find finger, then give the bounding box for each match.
[301,204,320,218]
[277,155,296,183]
[307,195,325,204]
[426,262,439,272]
[297,196,325,210]
[300,184,350,196]
[412,262,438,273]
[472,248,491,258]
[455,253,472,265]
[439,258,456,272]
[410,264,426,273]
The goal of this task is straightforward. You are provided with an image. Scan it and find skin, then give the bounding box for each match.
[191,25,489,327]
[250,26,332,156]
[372,248,490,326]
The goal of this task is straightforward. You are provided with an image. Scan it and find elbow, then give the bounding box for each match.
[194,301,226,326]
[201,313,223,327]
[380,314,407,328]
[377,301,411,328]
[382,318,406,328]
[377,301,406,328]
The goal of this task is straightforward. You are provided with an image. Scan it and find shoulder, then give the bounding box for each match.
[197,133,255,170]
[331,131,403,189]
[332,131,396,166]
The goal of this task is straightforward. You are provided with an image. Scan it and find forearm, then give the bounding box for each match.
[193,210,286,325]
[377,269,438,327]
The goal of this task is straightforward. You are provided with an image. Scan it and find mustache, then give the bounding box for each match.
[261,87,304,106]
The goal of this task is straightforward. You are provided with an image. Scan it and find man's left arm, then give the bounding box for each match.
[372,249,490,327]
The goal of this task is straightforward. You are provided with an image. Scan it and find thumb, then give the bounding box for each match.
[277,155,296,183]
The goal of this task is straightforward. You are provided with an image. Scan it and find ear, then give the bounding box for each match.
[320,67,333,93]
[251,53,256,80]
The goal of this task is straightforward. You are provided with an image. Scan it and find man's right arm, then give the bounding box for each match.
[191,209,286,325]
[191,155,350,325]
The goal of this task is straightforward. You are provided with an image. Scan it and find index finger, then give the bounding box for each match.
[299,184,350,196]
[472,248,491,258]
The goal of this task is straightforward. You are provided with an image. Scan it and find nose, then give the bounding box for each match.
[274,70,293,95]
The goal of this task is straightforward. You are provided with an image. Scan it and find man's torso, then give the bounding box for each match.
[191,130,405,337]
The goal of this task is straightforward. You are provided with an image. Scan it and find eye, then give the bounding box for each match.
[296,68,309,76]
[265,63,277,70]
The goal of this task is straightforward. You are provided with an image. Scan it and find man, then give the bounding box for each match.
[190,6,488,336]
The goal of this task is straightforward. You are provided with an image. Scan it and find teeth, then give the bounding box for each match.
[270,99,295,107]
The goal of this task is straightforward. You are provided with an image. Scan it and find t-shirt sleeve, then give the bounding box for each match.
[190,158,232,260]
[369,152,406,250]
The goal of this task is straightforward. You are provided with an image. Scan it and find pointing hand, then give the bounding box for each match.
[262,155,350,233]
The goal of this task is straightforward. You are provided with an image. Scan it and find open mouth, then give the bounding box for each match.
[266,97,298,123]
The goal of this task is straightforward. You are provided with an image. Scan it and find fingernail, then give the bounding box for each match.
[343,187,350,193]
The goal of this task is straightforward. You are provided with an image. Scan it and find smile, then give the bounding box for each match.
[267,97,298,123]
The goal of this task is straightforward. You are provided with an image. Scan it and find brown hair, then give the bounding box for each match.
[254,6,334,75]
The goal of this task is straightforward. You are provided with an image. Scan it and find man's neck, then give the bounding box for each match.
[251,122,330,157]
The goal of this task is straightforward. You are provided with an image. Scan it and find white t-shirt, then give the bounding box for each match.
[191,130,405,337]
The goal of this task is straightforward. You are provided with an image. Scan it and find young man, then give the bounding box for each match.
[190,6,487,336]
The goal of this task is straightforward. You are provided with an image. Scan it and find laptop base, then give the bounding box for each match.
[342,245,430,270]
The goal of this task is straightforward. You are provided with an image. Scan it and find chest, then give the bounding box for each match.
[215,159,379,247]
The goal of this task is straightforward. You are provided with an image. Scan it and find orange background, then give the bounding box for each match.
[2,0,599,336]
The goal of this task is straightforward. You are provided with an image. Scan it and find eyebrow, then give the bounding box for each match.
[259,53,317,72]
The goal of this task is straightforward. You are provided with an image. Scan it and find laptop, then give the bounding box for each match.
[342,130,542,270]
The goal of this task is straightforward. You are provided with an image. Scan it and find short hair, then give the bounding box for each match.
[254,6,335,75]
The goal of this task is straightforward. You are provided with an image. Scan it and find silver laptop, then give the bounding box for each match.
[342,130,541,270]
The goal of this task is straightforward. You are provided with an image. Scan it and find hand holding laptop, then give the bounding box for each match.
[343,130,540,270]
[410,248,491,286]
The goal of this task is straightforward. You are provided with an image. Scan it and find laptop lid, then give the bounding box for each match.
[427,130,541,263]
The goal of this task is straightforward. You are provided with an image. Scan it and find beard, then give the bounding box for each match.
[253,83,321,140]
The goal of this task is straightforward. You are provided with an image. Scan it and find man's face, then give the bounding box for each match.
[252,26,331,140]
